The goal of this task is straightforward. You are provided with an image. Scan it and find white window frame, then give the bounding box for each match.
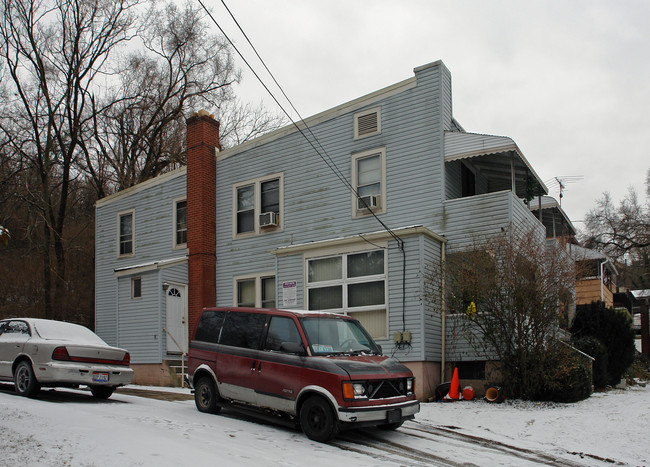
[352,147,387,217]
[232,173,283,238]
[117,209,135,258]
[304,244,388,338]
[354,106,381,140]
[233,272,276,308]
[172,197,187,249]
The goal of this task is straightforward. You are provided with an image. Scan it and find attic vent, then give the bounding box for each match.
[354,107,381,139]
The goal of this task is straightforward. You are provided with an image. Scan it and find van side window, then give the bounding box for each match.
[220,312,267,349]
[264,316,301,352]
[194,310,226,343]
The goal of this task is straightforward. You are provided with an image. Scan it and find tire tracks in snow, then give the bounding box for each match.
[332,420,624,466]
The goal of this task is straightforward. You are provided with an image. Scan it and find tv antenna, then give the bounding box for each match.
[545,176,583,206]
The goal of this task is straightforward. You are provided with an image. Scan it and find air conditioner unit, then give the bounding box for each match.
[259,211,278,227]
[357,195,379,210]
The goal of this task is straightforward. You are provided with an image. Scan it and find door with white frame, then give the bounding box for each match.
[165,284,187,354]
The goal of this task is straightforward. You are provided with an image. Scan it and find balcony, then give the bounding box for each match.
[442,190,545,251]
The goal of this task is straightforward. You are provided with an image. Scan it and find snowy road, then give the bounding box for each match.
[1,382,647,466]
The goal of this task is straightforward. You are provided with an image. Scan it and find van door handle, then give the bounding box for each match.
[257,362,262,373]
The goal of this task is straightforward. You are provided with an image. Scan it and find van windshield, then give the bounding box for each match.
[301,317,380,355]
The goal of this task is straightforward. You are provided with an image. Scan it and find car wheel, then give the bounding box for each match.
[14,361,40,398]
[377,421,403,430]
[299,396,339,443]
[90,386,115,399]
[194,376,221,414]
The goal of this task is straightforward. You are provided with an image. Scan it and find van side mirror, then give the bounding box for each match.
[377,344,383,355]
[280,341,306,355]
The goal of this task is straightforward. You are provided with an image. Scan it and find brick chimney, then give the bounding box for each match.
[186,110,219,339]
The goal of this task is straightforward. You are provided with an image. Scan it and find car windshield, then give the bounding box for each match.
[33,320,107,345]
[301,316,380,355]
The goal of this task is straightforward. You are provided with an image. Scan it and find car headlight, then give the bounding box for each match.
[343,382,367,400]
[406,378,414,394]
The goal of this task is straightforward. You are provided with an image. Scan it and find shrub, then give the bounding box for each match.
[532,343,593,403]
[573,336,608,388]
[571,302,636,386]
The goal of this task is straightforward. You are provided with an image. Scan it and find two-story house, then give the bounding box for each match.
[95,60,551,399]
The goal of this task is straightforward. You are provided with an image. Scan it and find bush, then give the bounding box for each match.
[571,302,636,386]
[532,344,593,403]
[573,336,608,388]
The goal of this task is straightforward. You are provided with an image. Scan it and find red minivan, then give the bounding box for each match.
[188,307,419,442]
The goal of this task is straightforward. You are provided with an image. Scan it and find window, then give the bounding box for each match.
[263,316,302,352]
[306,250,387,338]
[0,320,30,336]
[352,148,386,216]
[174,198,187,247]
[118,210,134,256]
[194,309,226,344]
[233,174,283,236]
[354,107,381,139]
[236,185,255,233]
[220,311,267,349]
[457,361,486,380]
[131,277,142,299]
[235,274,276,308]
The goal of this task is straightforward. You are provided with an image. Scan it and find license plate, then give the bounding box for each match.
[387,408,401,423]
[92,372,109,382]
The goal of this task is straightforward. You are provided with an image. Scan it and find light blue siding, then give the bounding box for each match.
[94,59,553,381]
[95,170,187,362]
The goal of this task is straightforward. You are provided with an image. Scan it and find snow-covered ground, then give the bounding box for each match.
[1,381,648,466]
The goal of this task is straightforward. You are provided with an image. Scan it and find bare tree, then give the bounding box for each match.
[82,1,285,197]
[442,229,578,399]
[582,179,650,289]
[0,0,140,319]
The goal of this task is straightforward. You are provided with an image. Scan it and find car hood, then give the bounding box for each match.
[328,355,412,378]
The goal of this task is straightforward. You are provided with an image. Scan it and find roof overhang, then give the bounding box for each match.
[270,225,445,256]
[444,131,548,198]
[529,196,577,237]
[113,256,187,277]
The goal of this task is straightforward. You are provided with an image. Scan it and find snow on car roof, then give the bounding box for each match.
[30,319,107,345]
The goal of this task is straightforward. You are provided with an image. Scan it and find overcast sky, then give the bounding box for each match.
[210,0,650,229]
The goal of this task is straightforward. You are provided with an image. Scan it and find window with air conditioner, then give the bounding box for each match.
[233,174,283,237]
[354,107,381,139]
[306,249,387,339]
[352,148,386,217]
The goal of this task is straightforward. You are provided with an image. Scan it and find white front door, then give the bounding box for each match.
[165,285,187,354]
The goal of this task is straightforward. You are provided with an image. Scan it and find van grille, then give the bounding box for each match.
[366,379,408,399]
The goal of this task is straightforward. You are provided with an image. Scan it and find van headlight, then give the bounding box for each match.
[343,382,367,400]
[406,378,415,394]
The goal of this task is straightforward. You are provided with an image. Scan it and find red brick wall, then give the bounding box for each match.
[186,112,219,339]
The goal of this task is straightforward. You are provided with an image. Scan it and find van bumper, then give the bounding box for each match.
[337,400,420,424]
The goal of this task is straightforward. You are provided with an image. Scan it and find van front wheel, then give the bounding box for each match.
[299,396,338,443]
[194,377,221,414]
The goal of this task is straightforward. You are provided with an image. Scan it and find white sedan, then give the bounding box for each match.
[0,318,133,399]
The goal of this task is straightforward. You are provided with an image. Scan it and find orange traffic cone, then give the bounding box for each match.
[443,367,461,401]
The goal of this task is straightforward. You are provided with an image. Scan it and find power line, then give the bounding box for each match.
[196,0,404,247]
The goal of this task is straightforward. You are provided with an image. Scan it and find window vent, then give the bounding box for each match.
[357,195,379,210]
[357,112,378,137]
[259,211,278,227]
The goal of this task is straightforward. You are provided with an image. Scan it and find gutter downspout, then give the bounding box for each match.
[600,260,607,302]
[440,241,447,385]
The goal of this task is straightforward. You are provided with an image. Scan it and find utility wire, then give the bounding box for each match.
[197,0,404,248]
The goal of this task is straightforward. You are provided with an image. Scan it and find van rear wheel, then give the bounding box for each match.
[194,376,221,414]
[299,396,338,443]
